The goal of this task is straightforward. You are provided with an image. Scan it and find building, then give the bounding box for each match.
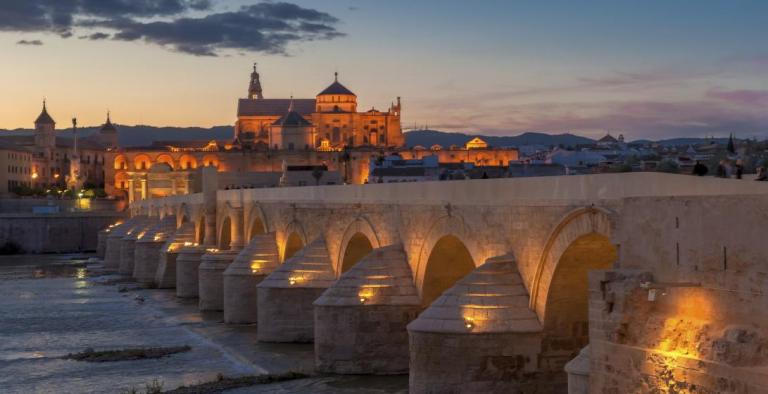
[235,66,403,150]
[105,66,519,200]
[0,102,115,196]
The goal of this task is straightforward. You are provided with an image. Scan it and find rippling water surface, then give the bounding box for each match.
[0,255,407,393]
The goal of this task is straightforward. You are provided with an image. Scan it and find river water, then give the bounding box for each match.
[0,255,407,393]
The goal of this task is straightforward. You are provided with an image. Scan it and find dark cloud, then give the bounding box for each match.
[0,1,342,56]
[86,32,110,40]
[17,39,44,46]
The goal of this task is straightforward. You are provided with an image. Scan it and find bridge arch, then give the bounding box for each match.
[218,214,232,250]
[280,221,307,262]
[414,214,480,304]
[336,217,381,275]
[176,203,190,228]
[529,206,616,321]
[246,204,269,240]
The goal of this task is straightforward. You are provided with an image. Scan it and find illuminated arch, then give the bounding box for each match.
[335,217,381,275]
[179,154,197,170]
[176,203,191,228]
[201,154,220,168]
[156,154,175,169]
[133,154,152,171]
[529,207,615,321]
[114,154,128,170]
[414,214,480,296]
[218,215,232,250]
[280,221,307,262]
[246,205,269,240]
[420,235,475,307]
[114,171,129,190]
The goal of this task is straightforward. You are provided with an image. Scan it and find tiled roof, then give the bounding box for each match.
[272,110,312,127]
[318,81,355,96]
[237,98,315,117]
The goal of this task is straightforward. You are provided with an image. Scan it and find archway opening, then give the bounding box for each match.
[421,235,475,307]
[340,232,374,273]
[542,233,616,372]
[218,217,232,250]
[283,232,304,261]
[250,217,266,240]
[196,219,206,244]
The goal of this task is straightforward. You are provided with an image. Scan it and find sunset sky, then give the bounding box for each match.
[0,0,767,139]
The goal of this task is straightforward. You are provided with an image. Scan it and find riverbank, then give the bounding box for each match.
[0,255,407,393]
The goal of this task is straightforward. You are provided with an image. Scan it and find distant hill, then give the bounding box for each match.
[630,137,730,147]
[0,125,233,147]
[404,130,594,148]
[0,125,732,149]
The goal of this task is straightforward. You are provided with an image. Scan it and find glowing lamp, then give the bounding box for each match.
[359,296,367,304]
[288,278,297,285]
[464,318,474,330]
[31,172,38,179]
[183,241,194,247]
[206,248,219,253]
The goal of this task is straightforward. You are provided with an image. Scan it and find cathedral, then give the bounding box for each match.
[235,65,404,150]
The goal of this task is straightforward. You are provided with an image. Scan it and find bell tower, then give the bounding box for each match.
[248,62,263,99]
[34,99,56,149]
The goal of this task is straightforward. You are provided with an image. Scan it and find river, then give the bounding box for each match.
[0,254,407,393]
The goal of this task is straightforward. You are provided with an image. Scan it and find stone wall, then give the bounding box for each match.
[589,195,768,392]
[0,212,122,253]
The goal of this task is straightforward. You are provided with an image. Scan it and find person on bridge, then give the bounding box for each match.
[692,161,708,176]
[756,166,767,181]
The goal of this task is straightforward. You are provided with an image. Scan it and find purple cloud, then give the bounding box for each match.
[706,88,768,107]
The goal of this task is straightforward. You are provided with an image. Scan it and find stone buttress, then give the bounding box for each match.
[407,254,548,394]
[199,249,239,311]
[119,216,157,275]
[103,216,142,270]
[155,221,196,288]
[175,245,206,298]
[133,215,176,285]
[223,233,280,324]
[257,238,336,342]
[314,244,420,374]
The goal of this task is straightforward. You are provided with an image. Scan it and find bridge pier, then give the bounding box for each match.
[119,217,156,275]
[257,238,336,342]
[155,222,196,288]
[176,245,206,298]
[407,255,547,394]
[223,233,279,324]
[314,245,420,374]
[104,217,141,270]
[134,215,176,285]
[198,249,239,311]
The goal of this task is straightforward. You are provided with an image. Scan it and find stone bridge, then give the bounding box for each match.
[108,170,768,393]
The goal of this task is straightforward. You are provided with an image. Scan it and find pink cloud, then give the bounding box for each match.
[706,88,768,106]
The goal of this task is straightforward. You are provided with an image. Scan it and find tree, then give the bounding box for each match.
[311,167,324,186]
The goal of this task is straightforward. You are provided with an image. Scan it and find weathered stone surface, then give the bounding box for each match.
[118,217,157,275]
[103,216,142,271]
[198,249,239,311]
[175,246,206,298]
[133,216,176,285]
[155,221,196,289]
[257,237,335,342]
[223,233,279,324]
[407,254,547,393]
[564,346,590,394]
[314,245,420,374]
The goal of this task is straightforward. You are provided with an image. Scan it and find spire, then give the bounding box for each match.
[334,71,338,82]
[288,95,294,112]
[248,62,263,99]
[101,110,117,132]
[35,99,55,125]
[727,133,736,154]
[72,117,78,154]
